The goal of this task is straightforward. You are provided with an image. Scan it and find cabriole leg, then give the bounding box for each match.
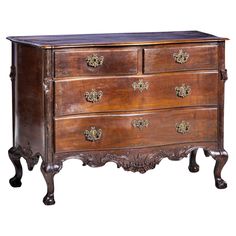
[211,150,228,189]
[188,149,199,173]
[41,161,62,205]
[9,146,22,187]
[203,149,210,157]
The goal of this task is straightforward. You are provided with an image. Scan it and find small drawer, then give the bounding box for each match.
[54,108,217,153]
[144,44,218,73]
[54,71,218,116]
[54,48,138,77]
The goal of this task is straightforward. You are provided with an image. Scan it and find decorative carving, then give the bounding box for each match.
[175,84,191,98]
[176,121,190,134]
[173,49,189,64]
[56,145,200,174]
[220,69,228,81]
[84,127,102,142]
[9,65,16,82]
[85,89,103,103]
[86,54,104,68]
[41,161,62,174]
[43,77,52,94]
[132,119,149,129]
[41,161,63,205]
[132,79,149,92]
[9,145,40,188]
[21,143,40,171]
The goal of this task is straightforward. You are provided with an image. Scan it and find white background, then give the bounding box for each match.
[0,0,235,235]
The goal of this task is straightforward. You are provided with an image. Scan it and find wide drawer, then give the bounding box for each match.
[55,71,218,116]
[144,43,218,73]
[54,48,138,77]
[54,108,217,153]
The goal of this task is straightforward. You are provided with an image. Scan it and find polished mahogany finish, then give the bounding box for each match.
[7,31,228,205]
[55,108,217,152]
[55,71,218,116]
[7,31,227,48]
[55,48,138,77]
[144,43,218,73]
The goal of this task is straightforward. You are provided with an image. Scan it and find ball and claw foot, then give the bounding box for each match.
[43,193,55,205]
[215,178,227,189]
[9,176,22,187]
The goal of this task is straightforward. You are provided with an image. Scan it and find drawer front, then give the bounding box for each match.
[55,72,218,116]
[54,48,138,77]
[54,108,217,153]
[144,44,218,73]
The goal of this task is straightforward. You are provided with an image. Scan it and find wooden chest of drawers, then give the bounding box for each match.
[7,31,228,205]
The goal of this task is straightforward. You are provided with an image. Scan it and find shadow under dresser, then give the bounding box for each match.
[7,31,228,205]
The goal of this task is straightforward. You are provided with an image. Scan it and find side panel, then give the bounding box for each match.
[13,43,45,155]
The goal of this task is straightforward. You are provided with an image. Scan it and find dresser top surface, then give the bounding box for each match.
[7,31,227,49]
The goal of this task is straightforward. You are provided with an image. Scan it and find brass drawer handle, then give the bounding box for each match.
[132,119,149,129]
[85,89,103,103]
[132,79,149,92]
[176,121,190,134]
[86,54,104,68]
[84,127,102,142]
[173,50,189,64]
[175,84,191,98]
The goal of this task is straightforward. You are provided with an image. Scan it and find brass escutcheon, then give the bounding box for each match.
[175,84,191,98]
[84,127,102,142]
[132,79,149,92]
[85,89,103,103]
[173,50,189,64]
[176,121,190,134]
[132,119,149,129]
[86,54,104,68]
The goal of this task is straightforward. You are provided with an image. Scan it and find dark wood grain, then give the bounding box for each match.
[144,43,218,73]
[54,108,217,152]
[13,44,45,156]
[55,142,218,173]
[54,48,138,77]
[7,31,227,48]
[55,71,218,116]
[7,31,228,205]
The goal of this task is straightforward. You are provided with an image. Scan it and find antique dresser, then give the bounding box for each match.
[7,31,228,205]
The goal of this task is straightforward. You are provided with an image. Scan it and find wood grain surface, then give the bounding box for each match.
[54,48,138,77]
[54,108,217,152]
[144,43,218,73]
[55,71,218,116]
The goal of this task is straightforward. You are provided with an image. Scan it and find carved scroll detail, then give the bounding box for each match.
[220,69,228,81]
[10,144,40,171]
[10,65,16,82]
[56,145,204,174]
